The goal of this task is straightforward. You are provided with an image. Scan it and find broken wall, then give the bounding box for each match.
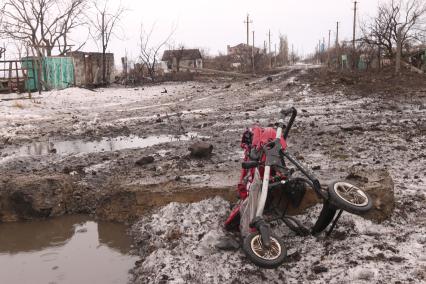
[68,52,114,86]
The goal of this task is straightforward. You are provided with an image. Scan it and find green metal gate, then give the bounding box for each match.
[21,57,75,91]
[43,57,74,89]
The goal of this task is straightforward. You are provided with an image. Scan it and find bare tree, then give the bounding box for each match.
[361,0,426,68]
[170,44,185,72]
[0,0,87,56]
[139,23,175,80]
[89,0,125,85]
[277,34,289,66]
[199,48,210,59]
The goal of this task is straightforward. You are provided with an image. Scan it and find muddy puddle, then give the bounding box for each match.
[0,215,138,284]
[6,132,203,158]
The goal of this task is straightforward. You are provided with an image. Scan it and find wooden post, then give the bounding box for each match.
[8,62,12,93]
[15,61,19,93]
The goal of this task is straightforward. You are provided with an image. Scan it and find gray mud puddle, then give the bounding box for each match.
[0,215,138,284]
[8,132,202,158]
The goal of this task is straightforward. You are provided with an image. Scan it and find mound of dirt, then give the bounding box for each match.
[0,175,75,222]
[345,167,395,223]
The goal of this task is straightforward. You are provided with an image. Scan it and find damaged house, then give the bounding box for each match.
[227,43,260,56]
[227,43,261,71]
[161,49,203,72]
[67,51,115,86]
[226,43,261,69]
[407,46,426,72]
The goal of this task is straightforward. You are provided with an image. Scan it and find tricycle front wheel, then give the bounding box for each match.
[243,232,286,269]
[328,181,372,215]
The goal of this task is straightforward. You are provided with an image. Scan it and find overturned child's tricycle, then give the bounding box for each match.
[224,107,372,268]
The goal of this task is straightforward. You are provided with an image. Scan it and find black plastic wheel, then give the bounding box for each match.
[311,201,337,235]
[328,181,373,215]
[242,232,287,269]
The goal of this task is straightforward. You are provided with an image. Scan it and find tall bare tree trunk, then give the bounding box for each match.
[378,46,382,69]
[101,12,106,85]
[395,27,403,74]
[36,58,43,94]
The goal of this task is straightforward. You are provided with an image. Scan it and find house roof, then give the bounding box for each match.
[161,49,202,61]
[229,43,252,49]
[227,43,261,54]
[67,51,114,56]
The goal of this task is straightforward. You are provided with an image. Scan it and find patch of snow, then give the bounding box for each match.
[130,197,426,283]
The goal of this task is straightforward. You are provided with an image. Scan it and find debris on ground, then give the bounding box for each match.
[1,66,425,283]
[188,142,214,158]
[135,156,155,166]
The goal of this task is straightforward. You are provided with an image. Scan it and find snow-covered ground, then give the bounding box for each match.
[0,83,190,143]
[1,66,425,283]
[130,196,426,284]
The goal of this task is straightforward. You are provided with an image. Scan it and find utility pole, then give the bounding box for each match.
[318,39,321,64]
[323,37,325,51]
[328,30,331,50]
[336,21,340,67]
[352,1,358,69]
[252,30,255,74]
[252,31,255,50]
[268,30,271,54]
[274,43,277,67]
[336,21,339,47]
[268,29,272,68]
[352,1,358,50]
[291,44,294,65]
[328,30,331,67]
[244,14,252,45]
[322,38,325,65]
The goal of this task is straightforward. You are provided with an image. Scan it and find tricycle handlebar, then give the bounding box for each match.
[280,107,297,140]
[280,107,296,117]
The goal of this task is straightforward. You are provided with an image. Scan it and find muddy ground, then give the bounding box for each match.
[0,65,425,283]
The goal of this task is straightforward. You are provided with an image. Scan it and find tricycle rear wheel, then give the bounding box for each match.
[243,232,286,268]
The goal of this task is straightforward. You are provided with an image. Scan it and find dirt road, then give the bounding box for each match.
[1,65,425,283]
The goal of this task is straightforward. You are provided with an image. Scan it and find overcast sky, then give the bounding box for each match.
[4,0,382,61]
[102,0,382,61]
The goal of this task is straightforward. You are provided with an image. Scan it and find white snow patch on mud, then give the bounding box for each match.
[0,84,186,141]
[131,197,426,284]
[131,197,254,283]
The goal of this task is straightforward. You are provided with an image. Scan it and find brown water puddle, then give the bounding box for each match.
[15,133,203,156]
[0,215,138,284]
[0,133,204,164]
